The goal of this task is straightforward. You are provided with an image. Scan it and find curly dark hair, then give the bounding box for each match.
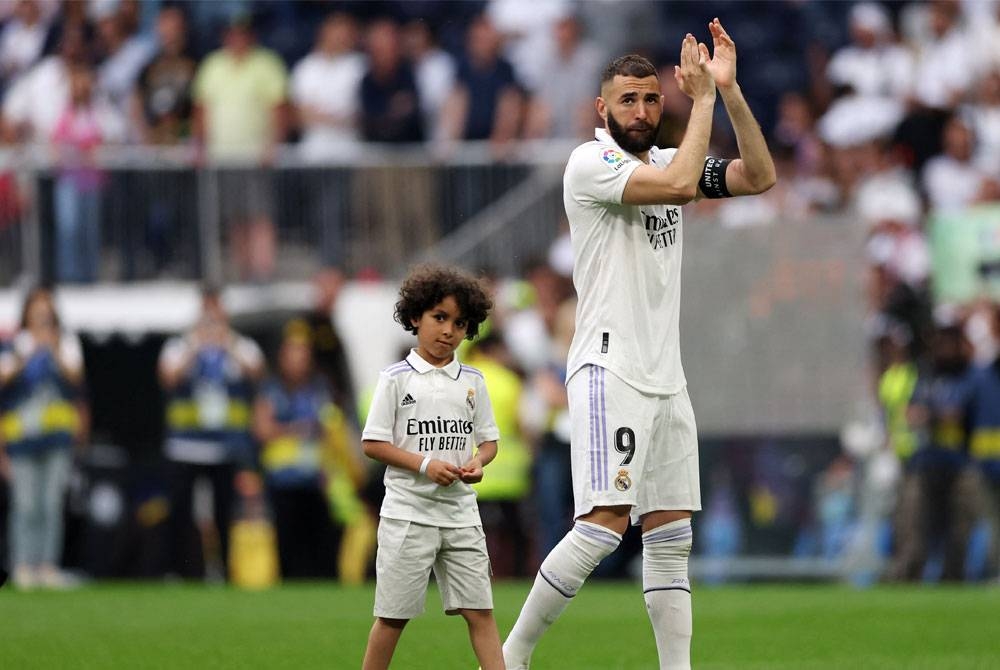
[394,264,493,341]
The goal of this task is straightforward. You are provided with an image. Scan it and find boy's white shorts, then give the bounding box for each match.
[568,364,702,526]
[373,518,493,619]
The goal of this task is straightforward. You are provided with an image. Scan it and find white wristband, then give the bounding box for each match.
[418,457,431,476]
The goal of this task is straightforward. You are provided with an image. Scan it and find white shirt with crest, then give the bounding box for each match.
[563,128,687,395]
[363,349,499,528]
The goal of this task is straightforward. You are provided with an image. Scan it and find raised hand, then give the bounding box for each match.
[673,33,716,101]
[705,18,737,90]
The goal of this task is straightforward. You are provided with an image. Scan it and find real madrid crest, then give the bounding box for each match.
[466,388,475,410]
[614,469,632,492]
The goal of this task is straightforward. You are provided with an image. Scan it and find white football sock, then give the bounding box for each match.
[642,518,694,670]
[503,521,621,668]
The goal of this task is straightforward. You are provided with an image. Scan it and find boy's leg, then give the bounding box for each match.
[459,609,505,670]
[362,617,407,670]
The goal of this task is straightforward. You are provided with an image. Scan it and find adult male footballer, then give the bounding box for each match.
[502,19,775,670]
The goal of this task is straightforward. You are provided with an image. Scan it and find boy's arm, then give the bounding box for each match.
[362,439,461,486]
[460,440,497,484]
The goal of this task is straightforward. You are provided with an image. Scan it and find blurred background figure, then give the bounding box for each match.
[0,0,52,90]
[158,287,264,580]
[253,321,363,581]
[402,18,455,143]
[890,321,980,581]
[192,14,287,281]
[50,63,123,283]
[440,14,522,152]
[467,331,531,577]
[523,13,603,140]
[964,304,1000,579]
[0,286,86,589]
[290,12,363,268]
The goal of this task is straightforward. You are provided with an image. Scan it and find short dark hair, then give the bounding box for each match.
[394,264,493,341]
[601,54,657,86]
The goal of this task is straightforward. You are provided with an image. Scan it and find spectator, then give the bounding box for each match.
[0,0,51,88]
[94,1,155,124]
[964,304,1000,578]
[192,15,288,280]
[825,2,912,101]
[402,18,455,142]
[252,322,348,579]
[889,322,980,581]
[906,0,974,112]
[193,14,288,161]
[291,12,365,161]
[0,286,86,589]
[467,332,531,577]
[50,63,124,284]
[129,4,196,145]
[486,0,568,93]
[351,18,437,274]
[922,114,1000,212]
[2,22,87,144]
[523,13,603,140]
[521,296,576,558]
[441,15,522,148]
[358,17,423,144]
[965,69,1000,178]
[158,287,265,580]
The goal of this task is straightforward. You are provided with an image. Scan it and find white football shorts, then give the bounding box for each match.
[373,518,493,619]
[567,364,701,525]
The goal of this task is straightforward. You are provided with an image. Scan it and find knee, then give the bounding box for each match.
[376,617,408,631]
[642,519,693,575]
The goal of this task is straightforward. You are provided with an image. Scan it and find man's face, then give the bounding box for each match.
[600,75,662,154]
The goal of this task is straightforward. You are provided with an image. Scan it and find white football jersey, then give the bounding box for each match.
[564,128,687,395]
[362,349,499,528]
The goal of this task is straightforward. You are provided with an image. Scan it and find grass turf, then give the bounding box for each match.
[1,581,998,669]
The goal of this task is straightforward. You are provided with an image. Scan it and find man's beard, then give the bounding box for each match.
[606,110,660,154]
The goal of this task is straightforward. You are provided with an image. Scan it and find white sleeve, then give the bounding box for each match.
[473,378,500,446]
[361,373,397,443]
[2,72,30,124]
[289,59,309,105]
[158,336,190,372]
[565,143,642,205]
[232,335,264,370]
[58,332,84,373]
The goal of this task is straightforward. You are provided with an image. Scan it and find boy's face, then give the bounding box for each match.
[411,295,468,366]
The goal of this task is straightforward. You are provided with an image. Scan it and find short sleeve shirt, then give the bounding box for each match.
[192,47,287,159]
[362,349,499,528]
[563,128,687,395]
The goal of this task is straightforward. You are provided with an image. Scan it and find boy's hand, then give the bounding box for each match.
[459,456,484,484]
[426,459,462,486]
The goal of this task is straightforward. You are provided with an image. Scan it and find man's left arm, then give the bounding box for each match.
[702,18,776,197]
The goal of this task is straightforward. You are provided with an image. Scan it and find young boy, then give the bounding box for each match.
[361,264,505,670]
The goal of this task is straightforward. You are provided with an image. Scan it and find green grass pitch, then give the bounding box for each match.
[1,581,998,669]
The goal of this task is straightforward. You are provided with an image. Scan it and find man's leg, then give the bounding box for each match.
[502,506,627,669]
[641,510,694,670]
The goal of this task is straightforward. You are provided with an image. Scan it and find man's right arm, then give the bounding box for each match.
[622,35,716,206]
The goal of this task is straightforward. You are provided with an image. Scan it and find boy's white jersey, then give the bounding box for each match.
[362,349,499,528]
[564,128,687,395]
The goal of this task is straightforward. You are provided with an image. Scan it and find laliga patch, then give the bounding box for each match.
[615,469,632,491]
[466,388,476,411]
[600,148,631,172]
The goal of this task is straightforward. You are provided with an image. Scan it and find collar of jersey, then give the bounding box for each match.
[594,127,658,164]
[406,348,462,379]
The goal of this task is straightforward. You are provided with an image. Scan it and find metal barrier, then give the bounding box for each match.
[0,142,576,285]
